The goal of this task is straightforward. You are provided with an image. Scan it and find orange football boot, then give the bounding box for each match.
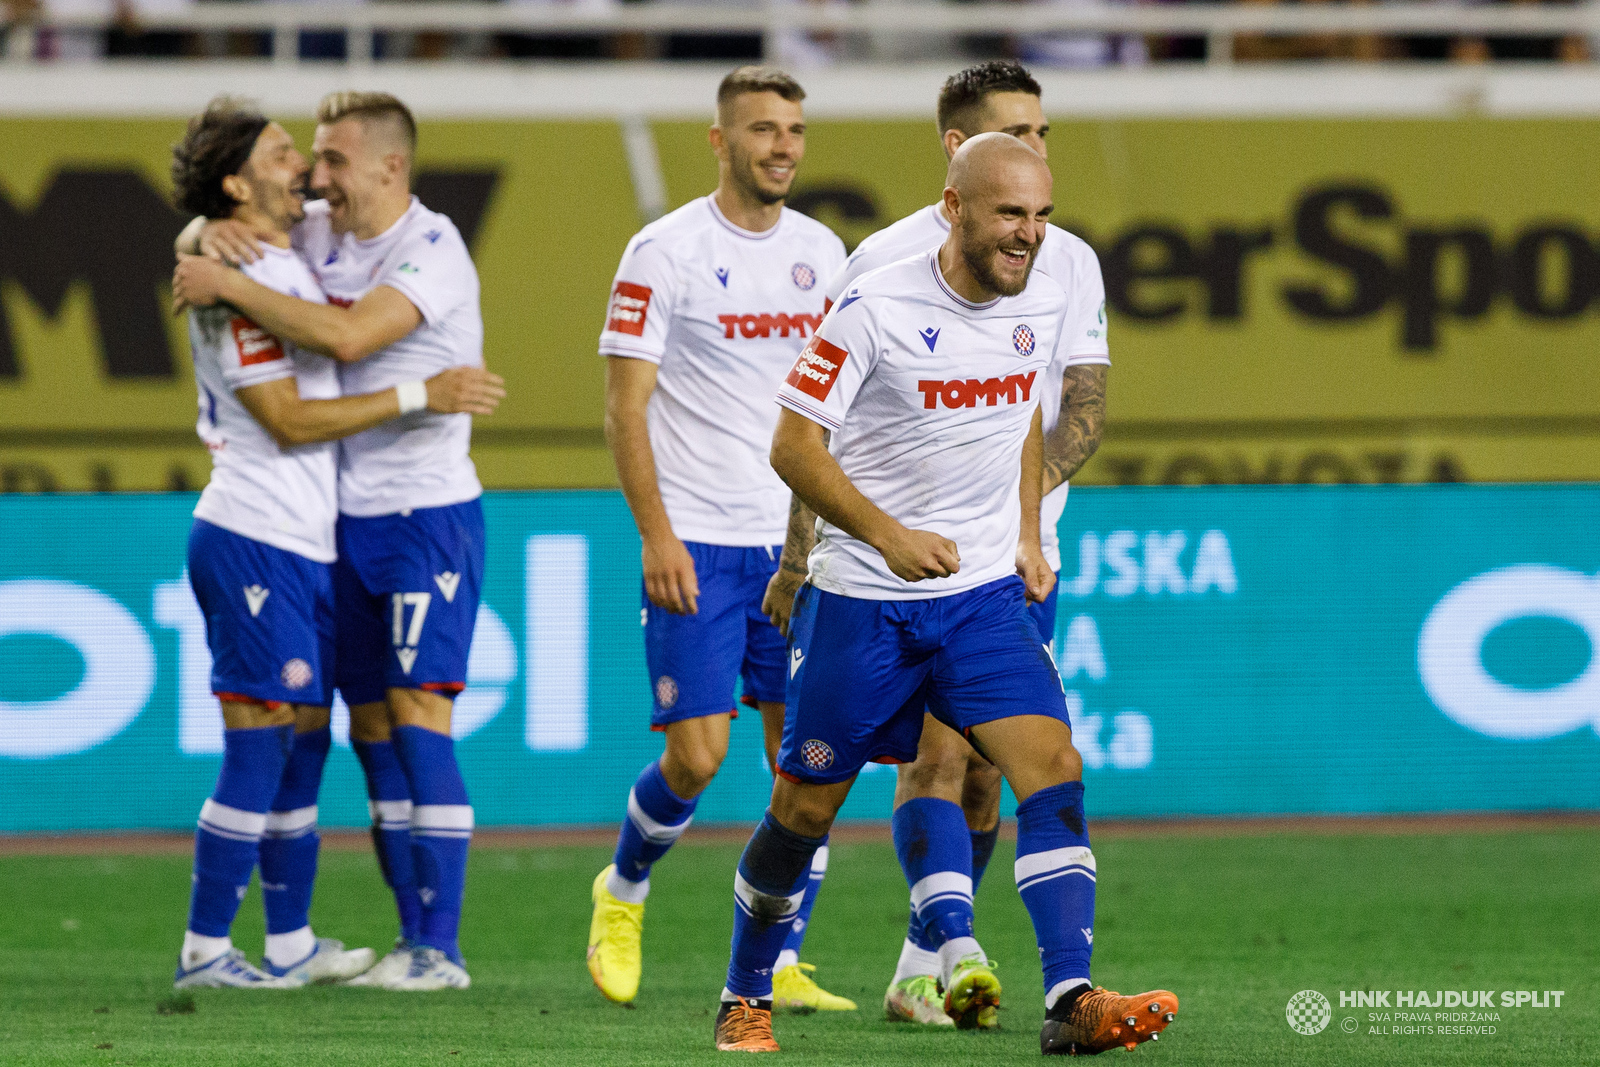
[715,996,780,1053]
[1040,986,1179,1055]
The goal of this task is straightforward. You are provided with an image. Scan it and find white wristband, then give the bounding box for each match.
[395,380,428,415]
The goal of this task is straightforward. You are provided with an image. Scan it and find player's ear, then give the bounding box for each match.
[942,186,961,223]
[708,123,727,159]
[942,128,965,161]
[220,172,251,208]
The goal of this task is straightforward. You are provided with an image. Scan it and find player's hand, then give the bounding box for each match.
[1016,541,1056,604]
[878,527,960,583]
[425,367,506,416]
[643,535,699,615]
[172,253,232,313]
[199,218,267,266]
[762,566,806,638]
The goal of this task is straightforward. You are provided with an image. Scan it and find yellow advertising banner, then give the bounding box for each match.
[2,116,1597,491]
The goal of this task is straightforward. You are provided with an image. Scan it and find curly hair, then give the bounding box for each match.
[936,61,1043,136]
[171,96,270,219]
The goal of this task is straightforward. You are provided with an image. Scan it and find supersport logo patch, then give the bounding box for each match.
[785,334,849,401]
[606,281,652,336]
[229,317,284,366]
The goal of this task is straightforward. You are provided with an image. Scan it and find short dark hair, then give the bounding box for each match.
[716,65,806,120]
[316,90,418,155]
[937,61,1042,136]
[171,96,271,219]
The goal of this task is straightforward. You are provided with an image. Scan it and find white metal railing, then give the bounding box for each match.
[6,2,1600,67]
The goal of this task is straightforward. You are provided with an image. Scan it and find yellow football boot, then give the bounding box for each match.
[586,865,644,1003]
[771,962,858,1012]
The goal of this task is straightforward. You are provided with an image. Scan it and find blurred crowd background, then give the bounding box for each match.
[1,0,1592,66]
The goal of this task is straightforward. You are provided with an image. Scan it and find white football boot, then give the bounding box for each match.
[174,948,296,989]
[342,938,414,987]
[266,938,377,985]
[385,946,471,991]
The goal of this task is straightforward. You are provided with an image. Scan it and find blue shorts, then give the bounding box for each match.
[333,499,485,706]
[777,576,1068,785]
[645,541,787,728]
[187,519,335,707]
[1028,574,1061,648]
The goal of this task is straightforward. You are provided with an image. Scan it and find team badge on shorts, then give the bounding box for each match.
[791,263,817,290]
[655,676,679,709]
[799,739,835,771]
[1012,324,1035,356]
[281,659,313,690]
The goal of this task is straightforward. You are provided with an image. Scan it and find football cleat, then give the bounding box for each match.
[587,865,644,1003]
[174,948,295,989]
[714,996,779,1052]
[944,955,1002,1030]
[771,962,857,1012]
[265,938,377,985]
[1040,986,1179,1055]
[385,946,471,991]
[884,974,955,1026]
[342,937,413,987]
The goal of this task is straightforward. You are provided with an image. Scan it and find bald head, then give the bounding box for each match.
[940,132,1053,300]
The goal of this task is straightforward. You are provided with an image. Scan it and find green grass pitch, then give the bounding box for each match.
[1,828,1595,1066]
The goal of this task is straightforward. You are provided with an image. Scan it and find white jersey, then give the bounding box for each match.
[598,196,846,546]
[826,204,1110,571]
[189,246,338,562]
[292,196,484,518]
[777,250,1069,600]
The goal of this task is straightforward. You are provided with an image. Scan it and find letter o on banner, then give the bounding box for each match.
[0,580,155,758]
[1417,565,1600,740]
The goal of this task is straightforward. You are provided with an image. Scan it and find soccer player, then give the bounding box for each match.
[586,66,852,1011]
[174,91,493,991]
[765,60,1110,1026]
[713,133,1176,1055]
[168,98,503,989]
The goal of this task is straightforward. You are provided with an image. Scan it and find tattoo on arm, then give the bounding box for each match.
[778,430,826,576]
[1042,364,1107,492]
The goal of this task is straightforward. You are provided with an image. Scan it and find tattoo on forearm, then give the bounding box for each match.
[779,493,817,576]
[1042,364,1107,491]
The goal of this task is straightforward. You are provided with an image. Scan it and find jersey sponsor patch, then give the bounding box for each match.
[230,317,285,366]
[606,281,653,336]
[785,335,849,401]
[716,312,823,340]
[916,371,1037,409]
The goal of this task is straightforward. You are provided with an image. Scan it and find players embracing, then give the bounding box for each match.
[585,67,855,1013]
[174,91,498,990]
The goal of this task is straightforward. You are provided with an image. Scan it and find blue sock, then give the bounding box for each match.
[353,738,422,943]
[259,725,330,941]
[187,724,292,939]
[777,838,828,962]
[611,759,697,888]
[726,812,824,1000]
[892,797,974,948]
[392,724,472,965]
[970,825,1001,892]
[1014,781,1096,1001]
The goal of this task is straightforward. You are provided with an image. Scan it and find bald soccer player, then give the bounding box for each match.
[713,135,1176,1056]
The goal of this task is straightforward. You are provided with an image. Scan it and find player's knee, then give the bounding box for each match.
[348,701,391,744]
[662,744,725,796]
[899,735,970,799]
[960,760,1004,829]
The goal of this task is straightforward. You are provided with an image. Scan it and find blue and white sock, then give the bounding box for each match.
[392,724,473,965]
[259,725,330,970]
[1014,781,1096,1008]
[772,840,828,972]
[183,723,292,970]
[970,825,1001,892]
[353,738,422,943]
[724,812,824,1001]
[893,798,975,948]
[607,759,697,904]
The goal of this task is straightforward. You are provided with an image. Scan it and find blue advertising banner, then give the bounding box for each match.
[1,486,1596,832]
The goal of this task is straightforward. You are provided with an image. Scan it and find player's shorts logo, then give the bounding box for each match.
[791,262,817,290]
[1012,324,1035,356]
[1285,990,1332,1035]
[655,676,679,709]
[799,739,835,771]
[280,659,313,690]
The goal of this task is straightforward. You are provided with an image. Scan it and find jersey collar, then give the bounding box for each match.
[706,195,782,241]
[928,249,1001,311]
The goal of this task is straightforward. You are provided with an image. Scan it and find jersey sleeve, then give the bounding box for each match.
[219,313,296,390]
[1060,245,1111,365]
[374,224,477,327]
[598,237,679,364]
[775,294,878,431]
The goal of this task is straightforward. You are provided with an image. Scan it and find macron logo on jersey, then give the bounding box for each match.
[916,371,1036,410]
[606,281,652,337]
[786,335,848,401]
[717,312,823,340]
[229,317,284,366]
